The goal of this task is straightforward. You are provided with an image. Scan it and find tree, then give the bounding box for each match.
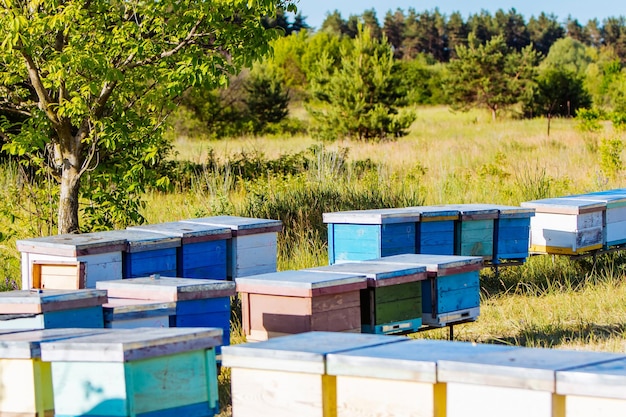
[0,0,292,233]
[245,68,290,132]
[527,13,565,56]
[307,26,415,141]
[446,35,539,120]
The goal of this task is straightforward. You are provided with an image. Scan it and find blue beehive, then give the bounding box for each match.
[97,276,235,352]
[128,221,231,280]
[98,229,180,278]
[408,206,459,255]
[323,208,421,264]
[0,289,107,329]
[305,262,427,334]
[490,205,535,264]
[363,254,483,327]
[41,327,223,417]
[182,216,282,279]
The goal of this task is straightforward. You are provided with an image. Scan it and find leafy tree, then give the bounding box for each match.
[541,37,594,75]
[447,11,469,60]
[446,35,539,120]
[527,13,565,56]
[307,26,415,141]
[245,68,290,132]
[494,8,530,51]
[0,0,293,233]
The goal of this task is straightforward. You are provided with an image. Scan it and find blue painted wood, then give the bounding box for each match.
[361,317,422,335]
[124,248,177,278]
[422,271,480,314]
[179,240,227,279]
[0,306,104,329]
[328,223,336,264]
[328,223,416,264]
[417,220,456,255]
[173,298,232,350]
[493,217,532,263]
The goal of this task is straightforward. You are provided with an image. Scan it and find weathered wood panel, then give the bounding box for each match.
[123,247,177,278]
[417,220,456,255]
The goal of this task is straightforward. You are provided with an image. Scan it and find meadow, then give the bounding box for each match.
[2,105,626,415]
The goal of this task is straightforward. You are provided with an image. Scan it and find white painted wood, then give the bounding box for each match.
[21,252,122,289]
[231,367,330,417]
[565,395,626,417]
[422,307,480,327]
[606,207,626,223]
[335,375,437,417]
[105,315,171,329]
[323,208,421,225]
[606,220,626,244]
[529,227,602,251]
[0,358,39,414]
[231,233,278,277]
[530,212,603,231]
[446,382,556,417]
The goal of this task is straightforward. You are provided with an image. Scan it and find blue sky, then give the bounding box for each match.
[294,1,626,30]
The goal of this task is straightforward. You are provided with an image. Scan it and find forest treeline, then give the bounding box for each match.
[174,7,626,141]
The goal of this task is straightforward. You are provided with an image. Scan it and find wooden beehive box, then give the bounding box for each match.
[363,254,483,327]
[40,327,223,417]
[97,276,234,350]
[0,328,107,417]
[573,191,626,248]
[408,206,460,255]
[326,339,515,417]
[444,204,499,260]
[521,198,605,255]
[557,356,626,417]
[235,270,368,341]
[221,331,407,417]
[128,221,231,280]
[438,346,624,417]
[490,205,535,264]
[182,216,283,278]
[305,262,427,335]
[102,298,175,329]
[323,208,421,264]
[0,289,107,329]
[17,232,127,289]
[99,229,180,278]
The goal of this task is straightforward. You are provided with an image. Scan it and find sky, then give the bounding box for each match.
[294,0,626,30]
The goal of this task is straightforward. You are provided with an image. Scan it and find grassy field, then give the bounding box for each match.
[2,105,626,415]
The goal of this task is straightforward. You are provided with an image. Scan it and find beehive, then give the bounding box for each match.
[323,208,421,264]
[557,356,626,417]
[438,346,624,417]
[490,205,535,264]
[128,221,231,279]
[305,262,427,334]
[97,276,234,350]
[102,298,175,329]
[362,254,483,327]
[326,339,515,417]
[235,270,368,341]
[0,328,106,417]
[444,204,499,260]
[573,190,626,248]
[41,327,223,417]
[222,331,407,417]
[0,289,107,329]
[409,206,460,255]
[521,197,605,255]
[182,216,283,278]
[17,232,126,289]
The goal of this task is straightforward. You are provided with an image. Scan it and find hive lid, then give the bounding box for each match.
[521,198,606,214]
[221,331,408,374]
[438,346,624,391]
[363,254,483,277]
[556,357,626,399]
[16,232,127,257]
[127,221,231,242]
[96,277,235,301]
[96,229,181,251]
[234,270,368,296]
[489,205,536,217]
[304,262,427,287]
[0,289,108,314]
[182,216,282,236]
[568,192,626,208]
[439,204,499,220]
[40,327,223,362]
[405,206,460,221]
[326,339,515,382]
[0,328,109,359]
[103,298,177,319]
[323,208,421,225]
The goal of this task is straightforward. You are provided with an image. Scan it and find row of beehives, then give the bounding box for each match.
[15,215,283,290]
[235,253,483,340]
[521,189,626,255]
[223,331,626,417]
[323,204,535,265]
[0,325,223,417]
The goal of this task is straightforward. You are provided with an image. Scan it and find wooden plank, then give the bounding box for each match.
[128,221,232,243]
[97,277,235,302]
[323,208,421,225]
[123,248,177,278]
[522,198,605,215]
[556,357,626,400]
[182,215,282,236]
[16,231,127,257]
[375,296,421,324]
[563,396,626,417]
[307,262,427,287]
[531,212,603,231]
[0,289,107,314]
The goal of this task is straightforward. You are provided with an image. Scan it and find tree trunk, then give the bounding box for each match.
[57,158,81,234]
